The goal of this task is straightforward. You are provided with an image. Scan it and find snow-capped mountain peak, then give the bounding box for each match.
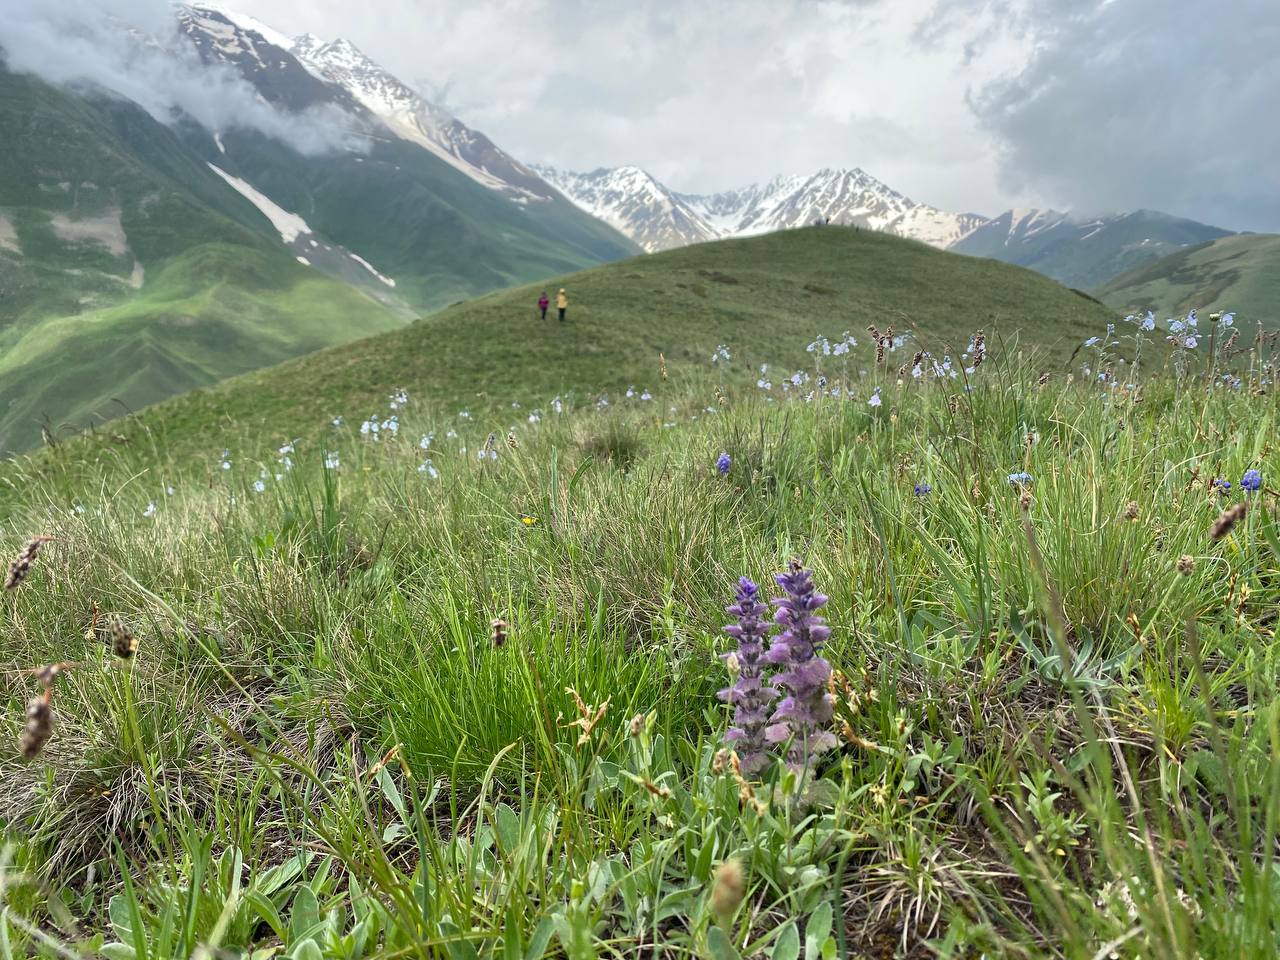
[532,165,721,251]
[288,32,553,200]
[540,164,987,252]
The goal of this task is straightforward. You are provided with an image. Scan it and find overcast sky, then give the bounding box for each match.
[5,0,1276,230]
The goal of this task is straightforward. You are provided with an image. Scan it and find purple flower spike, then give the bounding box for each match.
[763,560,837,771]
[718,577,777,775]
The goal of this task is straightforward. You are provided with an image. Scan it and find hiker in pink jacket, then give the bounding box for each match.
[537,292,549,320]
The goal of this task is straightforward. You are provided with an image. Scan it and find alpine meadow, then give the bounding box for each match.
[3,2,1280,959]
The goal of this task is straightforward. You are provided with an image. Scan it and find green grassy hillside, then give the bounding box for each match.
[0,244,401,451]
[81,226,1117,463]
[1097,233,1280,326]
[0,68,405,454]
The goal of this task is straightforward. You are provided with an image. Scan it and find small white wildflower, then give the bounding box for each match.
[143,501,156,518]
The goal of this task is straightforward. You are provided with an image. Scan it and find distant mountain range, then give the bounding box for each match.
[536,163,1238,293]
[950,208,1234,290]
[534,165,986,252]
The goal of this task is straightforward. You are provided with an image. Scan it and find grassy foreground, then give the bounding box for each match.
[2,312,1280,958]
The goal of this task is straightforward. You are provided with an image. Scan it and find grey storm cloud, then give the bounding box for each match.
[0,0,358,155]
[966,0,1280,231]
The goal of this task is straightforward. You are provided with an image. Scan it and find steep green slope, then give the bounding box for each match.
[1097,234,1280,326]
[0,244,400,451]
[196,127,639,311]
[91,227,1116,462]
[952,209,1232,289]
[0,68,404,453]
[0,68,283,339]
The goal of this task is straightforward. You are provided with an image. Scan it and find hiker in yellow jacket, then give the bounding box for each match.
[556,288,568,322]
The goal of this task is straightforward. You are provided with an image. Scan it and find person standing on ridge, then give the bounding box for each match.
[537,291,549,320]
[556,287,568,322]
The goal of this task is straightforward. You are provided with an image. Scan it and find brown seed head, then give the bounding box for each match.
[659,352,668,381]
[1123,501,1140,521]
[1019,490,1033,511]
[1177,554,1195,576]
[5,536,53,591]
[110,617,138,659]
[1210,501,1247,541]
[506,431,519,450]
[20,693,53,760]
[711,748,731,775]
[490,618,508,648]
[1037,371,1051,387]
[710,858,746,920]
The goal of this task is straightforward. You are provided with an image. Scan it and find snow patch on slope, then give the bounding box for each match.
[207,163,311,242]
[348,252,396,288]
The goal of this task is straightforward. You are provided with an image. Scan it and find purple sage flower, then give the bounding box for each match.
[763,561,837,771]
[718,577,777,775]
[1241,469,1262,493]
[716,452,732,476]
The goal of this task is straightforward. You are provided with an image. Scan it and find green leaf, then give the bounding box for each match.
[771,922,800,960]
[495,802,522,855]
[502,904,523,960]
[804,903,832,960]
[288,887,320,944]
[287,938,323,960]
[245,890,286,939]
[524,917,556,960]
[100,944,136,960]
[107,896,136,943]
[692,834,717,884]
[707,926,742,960]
